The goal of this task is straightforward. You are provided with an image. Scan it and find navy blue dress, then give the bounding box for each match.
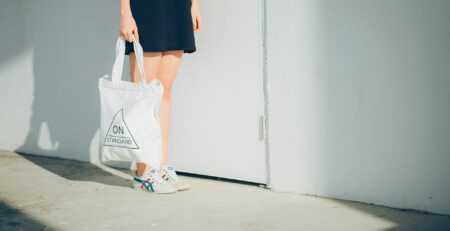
[125,0,196,55]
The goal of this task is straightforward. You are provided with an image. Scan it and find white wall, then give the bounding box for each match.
[266,0,450,214]
[0,0,118,163]
[1,0,449,215]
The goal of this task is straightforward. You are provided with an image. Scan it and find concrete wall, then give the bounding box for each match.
[1,0,449,215]
[266,0,450,214]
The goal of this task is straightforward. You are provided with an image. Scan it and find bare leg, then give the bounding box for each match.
[156,50,184,166]
[129,51,162,176]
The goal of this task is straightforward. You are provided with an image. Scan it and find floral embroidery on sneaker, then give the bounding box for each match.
[160,165,190,191]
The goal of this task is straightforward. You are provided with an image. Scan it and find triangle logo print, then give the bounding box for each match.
[103,108,139,149]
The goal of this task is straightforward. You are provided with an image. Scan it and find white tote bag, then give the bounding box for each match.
[98,36,164,171]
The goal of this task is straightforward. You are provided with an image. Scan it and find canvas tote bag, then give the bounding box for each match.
[98,36,164,171]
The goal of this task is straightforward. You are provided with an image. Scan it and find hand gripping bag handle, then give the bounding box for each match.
[111,34,160,90]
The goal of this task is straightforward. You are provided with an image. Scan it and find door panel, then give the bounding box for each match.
[169,0,266,183]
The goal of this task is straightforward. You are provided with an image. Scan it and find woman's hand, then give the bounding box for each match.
[191,0,202,32]
[119,0,138,42]
[119,13,139,42]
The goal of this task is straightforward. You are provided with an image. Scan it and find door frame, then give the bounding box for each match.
[260,0,271,188]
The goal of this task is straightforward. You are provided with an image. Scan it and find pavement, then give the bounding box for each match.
[0,149,449,231]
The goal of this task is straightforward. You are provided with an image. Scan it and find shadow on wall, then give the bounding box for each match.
[0,1,132,180]
[10,1,121,165]
[0,2,131,229]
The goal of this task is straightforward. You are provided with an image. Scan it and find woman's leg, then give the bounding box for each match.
[129,51,163,176]
[156,50,184,166]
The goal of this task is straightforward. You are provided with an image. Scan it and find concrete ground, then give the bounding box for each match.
[0,150,449,231]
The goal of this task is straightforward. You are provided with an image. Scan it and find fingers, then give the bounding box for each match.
[119,28,139,43]
[196,17,202,32]
[119,30,131,42]
[119,28,133,42]
[133,27,140,42]
[119,29,125,40]
[126,31,133,43]
[193,16,201,32]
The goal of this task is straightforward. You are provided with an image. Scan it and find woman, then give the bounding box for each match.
[118,0,202,194]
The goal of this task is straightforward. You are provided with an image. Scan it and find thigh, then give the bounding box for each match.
[157,50,184,87]
[129,51,163,83]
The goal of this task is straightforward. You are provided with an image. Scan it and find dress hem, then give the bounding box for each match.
[126,47,196,55]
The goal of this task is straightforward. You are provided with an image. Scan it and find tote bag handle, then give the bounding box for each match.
[111,34,153,88]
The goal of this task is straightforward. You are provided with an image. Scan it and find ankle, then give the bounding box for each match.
[135,170,143,177]
[136,163,150,176]
[136,168,148,177]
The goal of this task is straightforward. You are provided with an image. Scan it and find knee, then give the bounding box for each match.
[161,82,173,100]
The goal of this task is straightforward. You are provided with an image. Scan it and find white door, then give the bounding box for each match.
[169,0,266,183]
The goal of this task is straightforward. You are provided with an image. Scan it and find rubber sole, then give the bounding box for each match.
[176,184,190,191]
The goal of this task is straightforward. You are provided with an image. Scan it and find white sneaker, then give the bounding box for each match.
[131,166,177,194]
[159,165,190,191]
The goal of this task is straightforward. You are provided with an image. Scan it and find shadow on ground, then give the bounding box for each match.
[332,198,450,231]
[14,151,131,188]
[0,200,56,231]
